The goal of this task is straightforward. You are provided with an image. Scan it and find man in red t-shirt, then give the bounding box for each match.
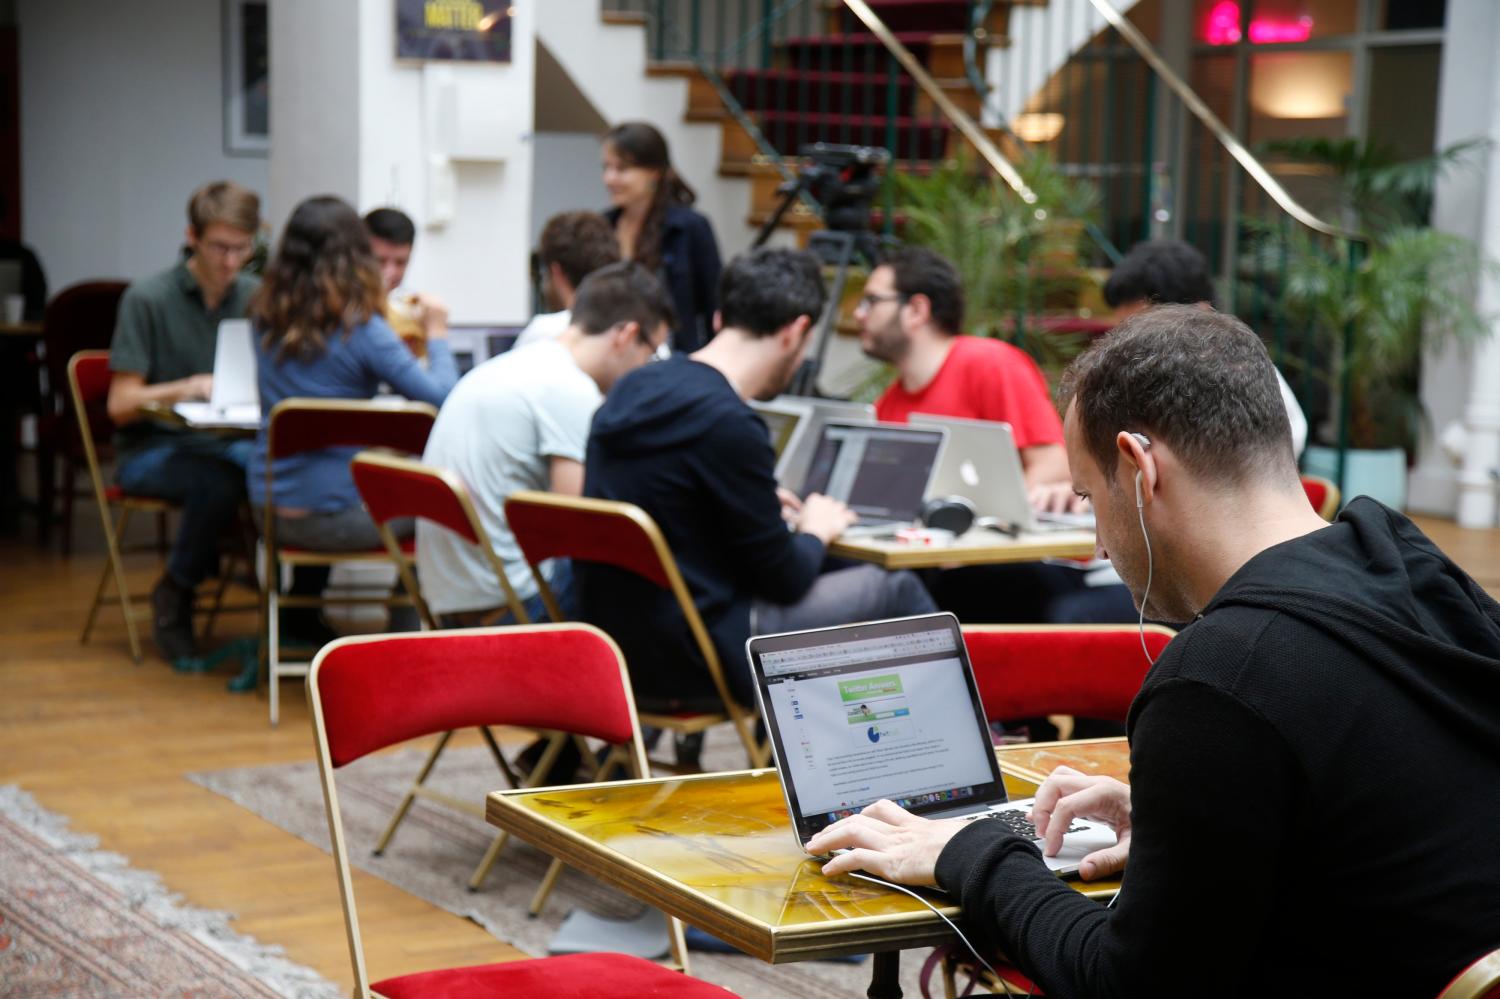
[855,246,1079,513]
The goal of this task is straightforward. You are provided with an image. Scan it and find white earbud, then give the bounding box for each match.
[1135,469,1144,510]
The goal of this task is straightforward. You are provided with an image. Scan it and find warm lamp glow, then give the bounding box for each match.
[1013,112,1066,143]
[1203,0,1313,46]
[1250,52,1349,119]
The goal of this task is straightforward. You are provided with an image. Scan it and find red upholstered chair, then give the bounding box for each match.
[962,624,1175,724]
[39,281,129,552]
[308,625,728,993]
[349,451,547,892]
[1440,948,1500,999]
[941,624,1175,998]
[503,490,770,773]
[262,398,436,726]
[1300,474,1341,521]
[68,351,246,663]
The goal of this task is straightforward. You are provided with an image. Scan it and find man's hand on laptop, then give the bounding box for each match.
[797,493,858,544]
[183,373,214,402]
[1031,765,1131,881]
[1029,481,1091,516]
[776,487,803,526]
[806,799,968,886]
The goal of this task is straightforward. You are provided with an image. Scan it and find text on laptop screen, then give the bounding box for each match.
[759,624,1001,831]
[801,425,941,522]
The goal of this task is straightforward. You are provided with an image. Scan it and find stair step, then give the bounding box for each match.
[835,0,972,34]
[776,32,979,75]
[728,70,919,117]
[754,110,953,161]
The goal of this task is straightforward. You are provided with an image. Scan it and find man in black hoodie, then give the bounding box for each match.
[808,304,1500,996]
[581,248,936,714]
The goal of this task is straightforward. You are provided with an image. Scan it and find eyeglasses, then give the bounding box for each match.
[857,292,905,310]
[199,240,255,262]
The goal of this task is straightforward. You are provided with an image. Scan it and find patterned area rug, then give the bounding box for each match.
[188,730,936,999]
[0,785,337,999]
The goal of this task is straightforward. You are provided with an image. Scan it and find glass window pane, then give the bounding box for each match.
[1366,45,1442,161]
[1379,0,1445,31]
[1195,0,1357,46]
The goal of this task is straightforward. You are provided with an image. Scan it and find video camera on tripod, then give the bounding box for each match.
[752,143,893,396]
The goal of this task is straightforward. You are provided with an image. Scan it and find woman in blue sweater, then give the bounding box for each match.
[246,195,457,640]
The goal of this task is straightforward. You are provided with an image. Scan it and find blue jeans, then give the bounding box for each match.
[437,558,576,628]
[116,437,254,587]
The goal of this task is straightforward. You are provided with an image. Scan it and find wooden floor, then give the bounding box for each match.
[3,505,1498,994]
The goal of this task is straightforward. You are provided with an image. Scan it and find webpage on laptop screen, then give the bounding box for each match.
[761,628,996,824]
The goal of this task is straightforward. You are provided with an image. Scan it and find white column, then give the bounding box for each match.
[1455,54,1500,527]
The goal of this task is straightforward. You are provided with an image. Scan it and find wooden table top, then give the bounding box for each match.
[827,528,1096,570]
[486,739,1126,963]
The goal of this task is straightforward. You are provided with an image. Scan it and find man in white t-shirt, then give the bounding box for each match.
[513,210,621,351]
[418,262,675,623]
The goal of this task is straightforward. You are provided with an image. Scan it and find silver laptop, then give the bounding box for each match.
[746,613,1116,875]
[173,319,259,428]
[911,413,1095,533]
[773,396,877,488]
[795,420,946,535]
[750,399,813,467]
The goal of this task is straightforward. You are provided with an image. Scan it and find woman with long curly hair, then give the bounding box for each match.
[603,121,721,353]
[246,195,456,643]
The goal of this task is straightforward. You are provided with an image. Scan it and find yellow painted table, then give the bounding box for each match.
[827,528,1096,570]
[486,739,1126,997]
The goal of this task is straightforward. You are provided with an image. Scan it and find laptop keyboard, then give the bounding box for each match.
[970,808,1085,841]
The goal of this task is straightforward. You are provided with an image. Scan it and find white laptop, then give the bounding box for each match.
[772,396,877,488]
[793,420,946,536]
[910,413,1095,533]
[173,319,259,429]
[746,613,1117,875]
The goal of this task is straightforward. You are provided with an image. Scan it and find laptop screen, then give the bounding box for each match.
[755,407,803,460]
[801,423,943,523]
[747,614,1007,843]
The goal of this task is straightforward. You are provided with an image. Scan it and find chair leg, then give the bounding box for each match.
[527,857,565,916]
[375,730,454,856]
[267,586,281,726]
[479,725,521,789]
[667,916,692,977]
[467,828,512,892]
[200,549,236,642]
[83,506,144,664]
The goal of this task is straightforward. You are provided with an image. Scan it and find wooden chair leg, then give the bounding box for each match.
[479,725,522,789]
[667,916,692,977]
[527,857,565,916]
[375,730,454,856]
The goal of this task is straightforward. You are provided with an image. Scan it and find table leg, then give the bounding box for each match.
[867,950,902,999]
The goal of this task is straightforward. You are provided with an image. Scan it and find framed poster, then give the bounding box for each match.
[397,0,513,63]
[222,0,269,156]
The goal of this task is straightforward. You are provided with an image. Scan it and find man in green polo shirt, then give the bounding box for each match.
[106,180,261,662]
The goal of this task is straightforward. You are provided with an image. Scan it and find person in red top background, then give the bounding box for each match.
[856,246,1080,513]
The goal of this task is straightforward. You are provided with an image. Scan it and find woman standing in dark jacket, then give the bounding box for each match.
[602,121,721,353]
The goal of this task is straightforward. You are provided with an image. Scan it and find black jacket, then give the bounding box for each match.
[579,357,824,711]
[935,498,1500,997]
[607,204,721,353]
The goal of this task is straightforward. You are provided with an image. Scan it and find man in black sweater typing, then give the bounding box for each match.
[808,304,1500,996]
[580,248,935,714]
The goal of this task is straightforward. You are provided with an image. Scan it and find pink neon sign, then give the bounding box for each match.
[1203,1,1314,45]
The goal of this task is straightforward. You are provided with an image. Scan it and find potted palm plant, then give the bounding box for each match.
[1252,138,1492,508]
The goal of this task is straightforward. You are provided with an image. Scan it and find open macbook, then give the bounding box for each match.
[173,319,260,428]
[749,398,813,466]
[746,613,1116,875]
[772,396,876,487]
[910,413,1095,532]
[795,421,946,536]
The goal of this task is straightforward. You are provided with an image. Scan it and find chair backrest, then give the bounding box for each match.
[1440,949,1500,999]
[962,625,1175,722]
[66,351,115,501]
[307,625,649,993]
[504,490,740,714]
[1300,474,1341,521]
[265,397,437,461]
[349,451,528,623]
[45,282,128,410]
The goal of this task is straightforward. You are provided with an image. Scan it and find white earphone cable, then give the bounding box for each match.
[1137,488,1156,667]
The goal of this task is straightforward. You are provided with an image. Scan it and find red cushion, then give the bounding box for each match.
[371,953,739,998]
[964,627,1172,722]
[105,484,172,506]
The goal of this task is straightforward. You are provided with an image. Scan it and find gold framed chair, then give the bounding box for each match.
[1300,474,1341,521]
[504,490,770,774]
[307,624,731,990]
[349,450,570,895]
[1441,948,1500,999]
[261,397,436,726]
[68,350,249,663]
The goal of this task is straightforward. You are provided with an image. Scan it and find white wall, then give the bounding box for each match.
[530,133,609,246]
[1408,0,1496,517]
[18,0,269,289]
